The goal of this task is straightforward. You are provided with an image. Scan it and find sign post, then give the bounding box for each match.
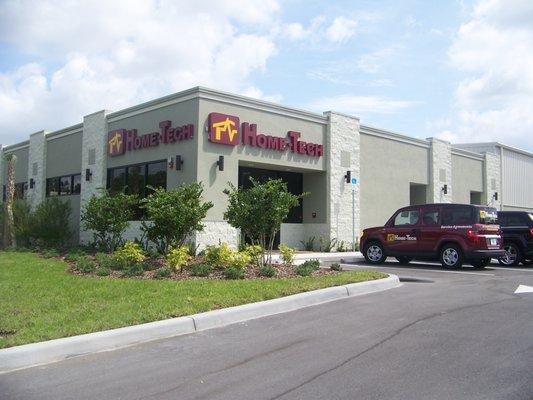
[351,177,357,251]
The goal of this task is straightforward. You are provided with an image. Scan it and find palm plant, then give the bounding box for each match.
[3,153,17,248]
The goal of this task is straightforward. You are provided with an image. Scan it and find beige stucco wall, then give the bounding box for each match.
[197,98,327,222]
[360,133,429,230]
[46,131,83,178]
[451,154,483,204]
[3,146,29,185]
[107,99,199,190]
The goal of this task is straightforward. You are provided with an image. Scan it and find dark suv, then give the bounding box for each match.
[497,211,533,266]
[360,203,504,269]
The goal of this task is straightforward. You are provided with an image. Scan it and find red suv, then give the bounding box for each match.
[360,204,504,269]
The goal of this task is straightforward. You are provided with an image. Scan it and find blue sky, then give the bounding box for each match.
[1,0,532,151]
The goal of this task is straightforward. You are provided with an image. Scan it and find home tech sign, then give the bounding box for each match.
[208,112,324,157]
[108,121,194,156]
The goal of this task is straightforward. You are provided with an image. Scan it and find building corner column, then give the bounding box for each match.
[483,152,501,210]
[427,137,452,203]
[80,110,110,244]
[325,112,360,249]
[27,131,47,209]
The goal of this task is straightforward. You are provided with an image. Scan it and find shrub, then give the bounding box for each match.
[295,259,320,276]
[318,236,337,253]
[122,262,145,277]
[64,248,87,263]
[231,251,251,270]
[77,257,96,273]
[224,178,305,266]
[113,241,146,265]
[300,236,316,251]
[259,265,276,277]
[330,263,342,271]
[154,267,171,279]
[279,244,295,265]
[224,267,245,280]
[243,244,264,267]
[94,252,118,269]
[12,199,33,247]
[81,189,138,252]
[140,183,213,253]
[205,243,234,268]
[166,246,191,272]
[191,263,212,277]
[185,242,200,257]
[335,241,347,252]
[96,267,111,276]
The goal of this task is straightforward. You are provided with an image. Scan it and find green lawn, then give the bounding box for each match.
[0,251,385,348]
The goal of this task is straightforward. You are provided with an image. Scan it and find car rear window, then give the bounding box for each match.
[442,206,473,225]
[477,207,498,224]
[499,213,526,226]
[528,214,533,223]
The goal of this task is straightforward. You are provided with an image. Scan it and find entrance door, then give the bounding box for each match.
[238,166,303,248]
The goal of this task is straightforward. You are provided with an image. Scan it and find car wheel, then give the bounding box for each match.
[498,243,522,266]
[395,256,412,265]
[471,257,491,269]
[440,244,463,269]
[364,242,386,264]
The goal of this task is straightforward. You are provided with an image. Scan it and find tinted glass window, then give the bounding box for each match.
[442,206,473,225]
[528,214,533,223]
[477,207,498,224]
[394,210,419,226]
[47,177,60,197]
[146,161,167,193]
[499,213,526,226]
[60,176,72,195]
[128,165,145,197]
[72,174,81,194]
[422,209,439,225]
[109,167,126,195]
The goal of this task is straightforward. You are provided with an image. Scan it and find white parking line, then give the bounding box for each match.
[488,266,533,272]
[341,264,495,276]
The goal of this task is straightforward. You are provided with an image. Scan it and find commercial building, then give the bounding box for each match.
[1,87,532,249]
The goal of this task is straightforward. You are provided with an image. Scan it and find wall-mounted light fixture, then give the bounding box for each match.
[29,178,35,189]
[167,156,174,169]
[176,155,184,171]
[216,155,224,171]
[493,192,498,201]
[85,168,93,182]
[441,184,448,195]
[344,170,351,184]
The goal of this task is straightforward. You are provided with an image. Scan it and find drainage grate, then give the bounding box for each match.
[399,277,434,283]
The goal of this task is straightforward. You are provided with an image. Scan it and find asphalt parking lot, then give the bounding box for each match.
[1,259,532,400]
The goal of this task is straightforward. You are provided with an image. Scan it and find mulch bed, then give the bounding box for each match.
[66,254,338,281]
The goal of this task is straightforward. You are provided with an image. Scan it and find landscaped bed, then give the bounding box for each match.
[0,251,386,349]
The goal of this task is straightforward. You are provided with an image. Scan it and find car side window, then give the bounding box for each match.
[422,209,439,225]
[394,210,419,226]
[442,206,473,225]
[506,214,527,226]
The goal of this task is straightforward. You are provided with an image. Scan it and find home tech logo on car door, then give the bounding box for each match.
[208,113,240,146]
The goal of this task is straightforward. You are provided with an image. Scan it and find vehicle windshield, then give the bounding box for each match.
[477,207,498,224]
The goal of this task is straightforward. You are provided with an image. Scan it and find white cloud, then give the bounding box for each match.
[0,0,280,144]
[307,94,418,115]
[448,0,533,150]
[356,46,401,73]
[282,22,310,40]
[326,16,357,43]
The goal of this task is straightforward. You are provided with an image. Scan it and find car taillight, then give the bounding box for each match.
[530,228,533,237]
[467,229,483,244]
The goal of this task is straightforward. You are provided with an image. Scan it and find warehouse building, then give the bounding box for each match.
[1,87,532,249]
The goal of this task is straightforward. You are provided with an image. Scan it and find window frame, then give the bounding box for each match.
[46,173,82,197]
[106,159,168,198]
[392,208,420,227]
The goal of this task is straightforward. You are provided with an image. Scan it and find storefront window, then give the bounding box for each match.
[46,174,82,197]
[107,160,167,198]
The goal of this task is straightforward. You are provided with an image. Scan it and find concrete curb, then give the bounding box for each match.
[0,274,400,374]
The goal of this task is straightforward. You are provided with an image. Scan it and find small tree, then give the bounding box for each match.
[141,183,213,253]
[224,178,304,266]
[81,189,138,252]
[2,153,17,248]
